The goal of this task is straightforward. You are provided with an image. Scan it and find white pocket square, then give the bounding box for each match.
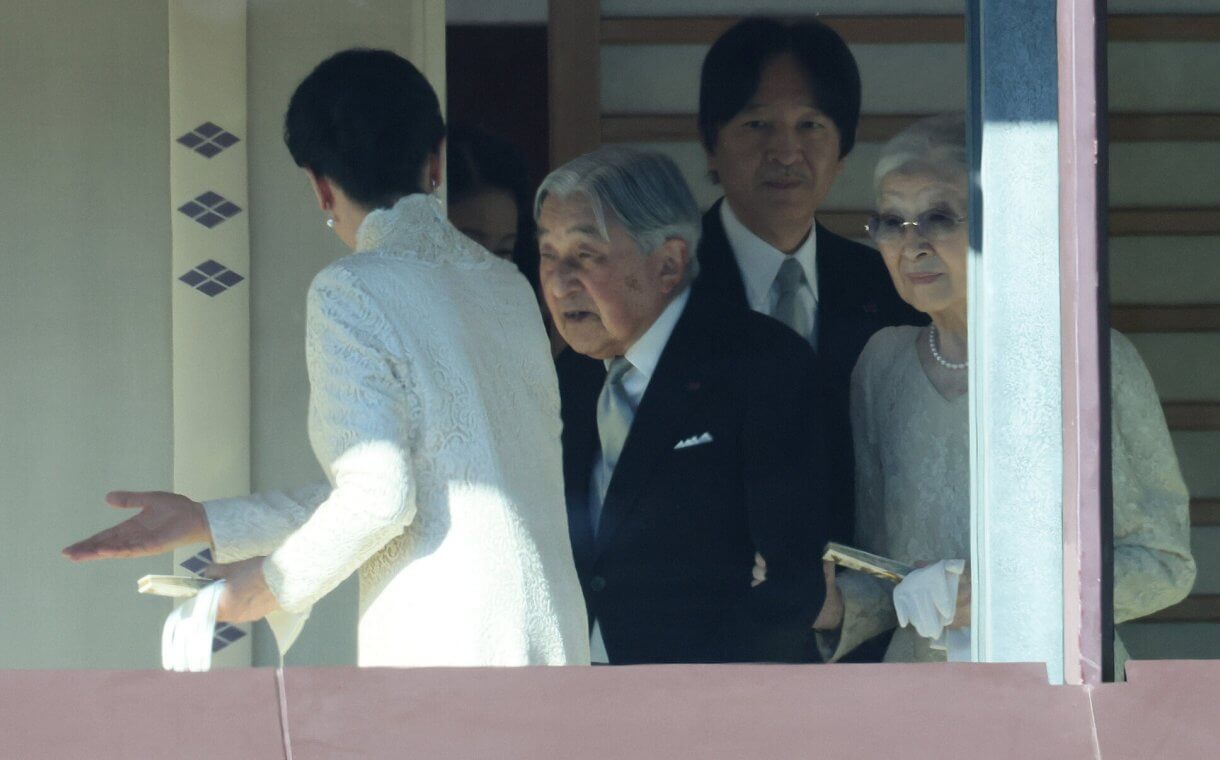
[673,432,714,450]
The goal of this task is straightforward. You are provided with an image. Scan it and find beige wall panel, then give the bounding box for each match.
[1173,432,1220,498]
[1125,334,1220,403]
[1111,143,1220,207]
[1110,237,1220,305]
[448,0,1220,24]
[604,0,1220,14]
[603,0,963,15]
[0,1,172,668]
[1119,622,1220,660]
[824,143,883,210]
[603,42,1220,117]
[246,0,445,668]
[448,0,545,24]
[1189,528,1220,594]
[601,43,967,115]
[1109,0,1220,10]
[1110,43,1220,112]
[623,139,1220,214]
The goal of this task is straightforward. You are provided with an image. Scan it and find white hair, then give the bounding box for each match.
[873,112,967,192]
[535,146,702,282]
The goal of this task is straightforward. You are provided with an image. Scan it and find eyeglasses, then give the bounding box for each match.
[864,210,966,244]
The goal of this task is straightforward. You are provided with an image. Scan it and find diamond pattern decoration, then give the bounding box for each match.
[179,259,245,297]
[178,191,243,229]
[176,121,241,159]
[179,548,213,575]
[178,190,241,229]
[212,623,248,653]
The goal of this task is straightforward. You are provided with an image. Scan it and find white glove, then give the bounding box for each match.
[159,579,309,671]
[892,559,965,642]
[161,580,225,672]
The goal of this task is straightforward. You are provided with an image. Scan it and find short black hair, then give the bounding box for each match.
[446,124,539,291]
[698,17,862,159]
[284,48,445,209]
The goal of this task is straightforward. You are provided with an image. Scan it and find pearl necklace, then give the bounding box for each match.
[929,324,968,370]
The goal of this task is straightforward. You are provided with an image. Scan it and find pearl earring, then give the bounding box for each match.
[326,217,335,229]
[430,178,439,191]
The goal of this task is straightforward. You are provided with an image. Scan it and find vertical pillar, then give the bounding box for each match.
[169,0,251,667]
[407,0,448,143]
[1058,0,1111,685]
[548,0,601,167]
[966,0,1065,681]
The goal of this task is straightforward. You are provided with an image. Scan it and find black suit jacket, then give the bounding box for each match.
[692,200,926,544]
[557,289,829,665]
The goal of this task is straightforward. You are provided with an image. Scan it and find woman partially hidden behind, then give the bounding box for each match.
[64,50,589,667]
[816,113,1195,674]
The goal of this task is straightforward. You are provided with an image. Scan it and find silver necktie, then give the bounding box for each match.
[772,257,813,342]
[593,357,635,530]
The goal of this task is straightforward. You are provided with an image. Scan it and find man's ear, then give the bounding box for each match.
[656,238,691,294]
[703,147,720,186]
[305,168,335,212]
[830,154,847,185]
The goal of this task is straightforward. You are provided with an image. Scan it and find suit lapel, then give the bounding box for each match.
[815,223,875,354]
[694,200,750,310]
[594,295,709,556]
[559,353,603,574]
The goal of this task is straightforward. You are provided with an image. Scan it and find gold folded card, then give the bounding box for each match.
[137,574,213,598]
[822,542,916,583]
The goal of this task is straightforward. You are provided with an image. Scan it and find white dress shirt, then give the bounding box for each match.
[720,201,818,346]
[588,286,691,663]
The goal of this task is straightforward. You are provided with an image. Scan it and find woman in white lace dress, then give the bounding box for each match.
[816,114,1195,671]
[64,50,590,667]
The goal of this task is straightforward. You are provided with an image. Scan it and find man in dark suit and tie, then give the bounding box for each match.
[693,18,926,547]
[537,147,834,664]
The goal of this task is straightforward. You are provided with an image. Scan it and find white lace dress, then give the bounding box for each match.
[203,194,590,666]
[826,325,1196,665]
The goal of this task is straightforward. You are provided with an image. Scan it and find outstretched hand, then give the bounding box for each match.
[62,491,211,562]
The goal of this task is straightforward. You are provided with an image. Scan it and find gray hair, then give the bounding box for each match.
[873,113,967,192]
[534,146,702,282]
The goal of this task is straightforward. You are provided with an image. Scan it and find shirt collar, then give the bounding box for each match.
[720,200,818,309]
[606,287,691,383]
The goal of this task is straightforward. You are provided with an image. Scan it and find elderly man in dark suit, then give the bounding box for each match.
[537,147,833,665]
[694,18,926,547]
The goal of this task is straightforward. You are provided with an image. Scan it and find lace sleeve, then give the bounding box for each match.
[1109,331,1196,623]
[816,340,899,661]
[851,338,887,560]
[203,483,329,563]
[261,262,418,613]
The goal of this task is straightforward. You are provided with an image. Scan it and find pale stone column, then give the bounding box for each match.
[169,0,252,668]
[966,0,1065,682]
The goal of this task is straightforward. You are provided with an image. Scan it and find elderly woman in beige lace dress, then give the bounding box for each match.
[814,113,1196,673]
